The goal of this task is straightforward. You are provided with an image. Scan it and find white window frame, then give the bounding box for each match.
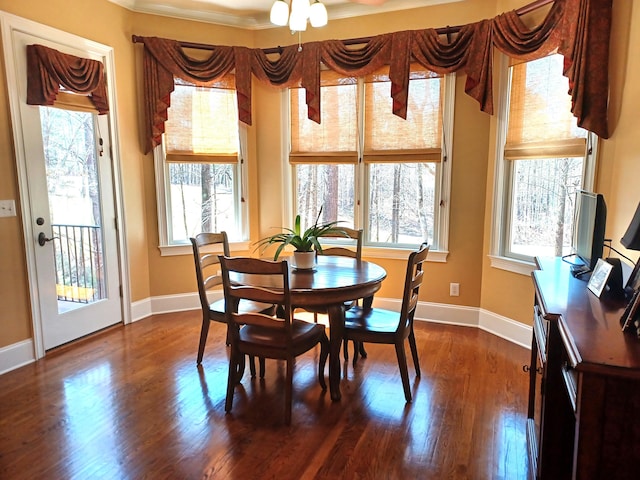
[282,73,455,262]
[154,122,250,257]
[489,53,598,275]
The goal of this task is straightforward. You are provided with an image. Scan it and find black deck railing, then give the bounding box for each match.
[52,224,105,303]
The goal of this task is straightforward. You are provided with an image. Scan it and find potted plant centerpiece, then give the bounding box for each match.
[256,210,346,270]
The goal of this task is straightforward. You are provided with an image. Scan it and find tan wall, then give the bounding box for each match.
[1,0,638,349]
[599,0,640,263]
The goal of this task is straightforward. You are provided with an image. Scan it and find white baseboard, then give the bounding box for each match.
[131,292,207,322]
[135,293,532,347]
[0,339,35,375]
[2,293,532,375]
[131,297,152,322]
[478,309,532,349]
[410,300,531,348]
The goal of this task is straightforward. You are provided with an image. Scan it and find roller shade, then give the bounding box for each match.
[165,80,239,163]
[363,65,443,163]
[506,54,587,160]
[290,70,358,164]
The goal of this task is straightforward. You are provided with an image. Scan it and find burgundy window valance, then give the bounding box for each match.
[26,44,109,114]
[137,0,611,154]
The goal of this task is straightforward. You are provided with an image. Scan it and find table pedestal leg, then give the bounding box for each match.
[327,304,344,401]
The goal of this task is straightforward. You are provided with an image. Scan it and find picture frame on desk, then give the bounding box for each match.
[621,288,640,336]
[588,258,613,298]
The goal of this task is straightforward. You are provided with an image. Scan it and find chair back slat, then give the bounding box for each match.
[203,275,222,291]
[230,285,284,306]
[200,253,220,269]
[233,312,286,330]
[318,227,363,259]
[220,256,292,336]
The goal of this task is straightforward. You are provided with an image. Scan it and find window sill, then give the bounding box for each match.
[158,241,252,257]
[489,255,536,276]
[363,247,448,263]
[158,242,448,262]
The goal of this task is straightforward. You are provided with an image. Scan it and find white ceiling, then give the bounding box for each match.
[108,0,462,30]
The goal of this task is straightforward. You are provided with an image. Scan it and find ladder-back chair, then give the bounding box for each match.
[220,256,329,425]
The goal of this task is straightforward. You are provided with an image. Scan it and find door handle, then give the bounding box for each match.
[38,232,58,246]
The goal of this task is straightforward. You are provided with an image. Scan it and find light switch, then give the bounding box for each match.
[0,200,17,217]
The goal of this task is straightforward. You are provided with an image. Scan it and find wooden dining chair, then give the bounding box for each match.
[318,226,363,259]
[220,256,329,425]
[190,232,275,372]
[343,243,429,402]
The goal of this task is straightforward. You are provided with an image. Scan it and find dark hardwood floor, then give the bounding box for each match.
[0,310,531,479]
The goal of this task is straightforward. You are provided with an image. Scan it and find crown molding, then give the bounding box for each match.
[108,0,463,30]
[109,0,262,28]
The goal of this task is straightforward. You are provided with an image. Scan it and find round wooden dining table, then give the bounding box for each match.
[234,255,387,401]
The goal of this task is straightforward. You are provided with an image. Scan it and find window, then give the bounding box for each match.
[154,79,247,251]
[491,54,597,272]
[289,67,453,254]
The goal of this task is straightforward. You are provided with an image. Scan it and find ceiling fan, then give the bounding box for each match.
[270,0,389,31]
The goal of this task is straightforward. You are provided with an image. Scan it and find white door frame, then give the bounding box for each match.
[1,11,131,359]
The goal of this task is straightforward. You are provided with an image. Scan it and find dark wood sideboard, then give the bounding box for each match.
[527,257,640,480]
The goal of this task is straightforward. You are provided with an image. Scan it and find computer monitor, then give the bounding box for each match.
[571,190,607,277]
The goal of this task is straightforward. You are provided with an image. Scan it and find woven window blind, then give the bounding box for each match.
[505,54,586,160]
[164,81,239,164]
[290,70,358,164]
[363,65,443,163]
[51,90,98,113]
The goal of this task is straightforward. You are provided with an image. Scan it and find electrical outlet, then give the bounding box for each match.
[450,282,460,296]
[0,200,16,217]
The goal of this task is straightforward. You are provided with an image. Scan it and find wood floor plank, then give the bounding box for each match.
[0,310,531,479]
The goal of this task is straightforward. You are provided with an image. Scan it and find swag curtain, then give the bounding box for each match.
[138,0,612,153]
[26,44,109,114]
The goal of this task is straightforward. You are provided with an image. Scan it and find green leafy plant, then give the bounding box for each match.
[256,210,346,260]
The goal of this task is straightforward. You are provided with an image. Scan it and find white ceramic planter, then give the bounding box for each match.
[292,251,316,270]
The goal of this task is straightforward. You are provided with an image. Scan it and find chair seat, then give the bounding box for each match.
[344,306,400,336]
[209,298,275,321]
[240,319,326,355]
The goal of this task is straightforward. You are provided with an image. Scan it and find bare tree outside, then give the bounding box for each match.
[168,163,235,241]
[367,163,436,245]
[296,164,355,229]
[510,157,583,257]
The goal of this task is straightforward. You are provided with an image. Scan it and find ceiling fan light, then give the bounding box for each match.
[291,0,311,19]
[289,11,308,32]
[270,0,289,27]
[309,1,328,28]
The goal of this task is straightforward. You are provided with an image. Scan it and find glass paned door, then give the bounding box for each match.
[40,108,107,313]
[27,105,122,349]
